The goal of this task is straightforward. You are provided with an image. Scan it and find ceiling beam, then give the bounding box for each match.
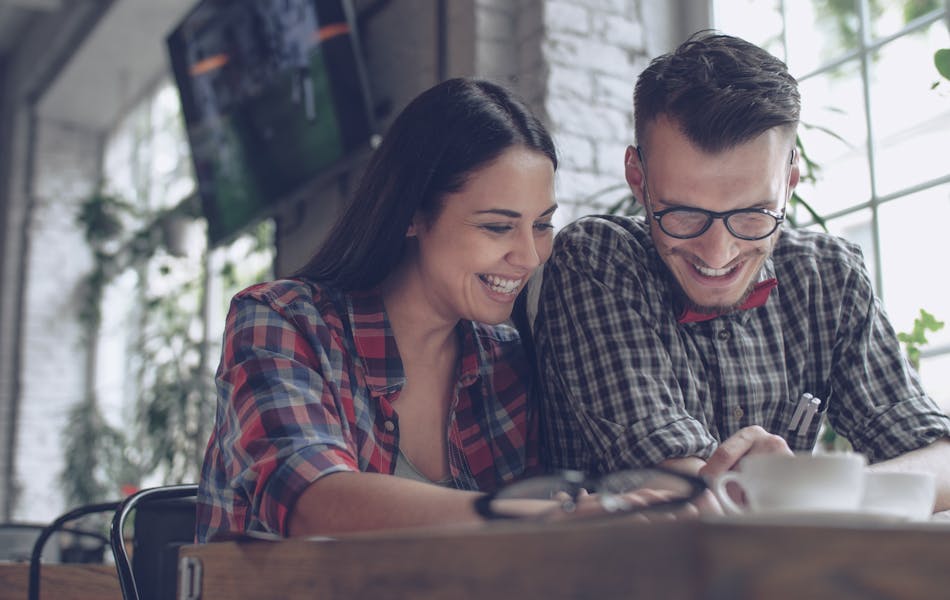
[0,0,63,12]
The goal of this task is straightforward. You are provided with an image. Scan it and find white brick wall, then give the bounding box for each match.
[14,118,100,522]
[541,0,647,225]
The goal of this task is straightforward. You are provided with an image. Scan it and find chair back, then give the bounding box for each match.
[28,501,119,600]
[110,484,198,600]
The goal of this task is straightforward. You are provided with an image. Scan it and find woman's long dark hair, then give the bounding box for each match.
[295,77,557,290]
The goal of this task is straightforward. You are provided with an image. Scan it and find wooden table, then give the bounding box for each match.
[178,517,950,599]
[0,563,121,600]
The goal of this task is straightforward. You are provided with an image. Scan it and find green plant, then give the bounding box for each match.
[63,188,275,506]
[134,263,215,482]
[60,191,141,505]
[814,0,941,61]
[935,47,950,84]
[819,308,944,452]
[74,191,138,338]
[76,191,135,246]
[63,190,209,504]
[898,309,946,371]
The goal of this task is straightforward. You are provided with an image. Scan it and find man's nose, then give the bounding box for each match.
[693,218,739,268]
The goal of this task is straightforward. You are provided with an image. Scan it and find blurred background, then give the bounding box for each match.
[0,0,947,529]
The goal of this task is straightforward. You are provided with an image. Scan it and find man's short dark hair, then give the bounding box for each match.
[634,30,800,153]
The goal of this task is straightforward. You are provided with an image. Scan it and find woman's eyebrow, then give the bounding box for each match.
[474,204,558,218]
[474,208,522,218]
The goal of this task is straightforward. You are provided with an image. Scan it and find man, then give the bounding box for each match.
[533,31,950,511]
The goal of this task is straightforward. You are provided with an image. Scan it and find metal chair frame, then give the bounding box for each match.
[28,501,120,600]
[109,484,199,600]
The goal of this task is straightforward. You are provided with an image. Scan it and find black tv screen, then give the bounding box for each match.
[167,0,376,245]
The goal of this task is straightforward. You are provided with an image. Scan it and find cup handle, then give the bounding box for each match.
[712,472,747,515]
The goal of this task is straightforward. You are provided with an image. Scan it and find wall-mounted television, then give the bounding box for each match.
[167,0,376,245]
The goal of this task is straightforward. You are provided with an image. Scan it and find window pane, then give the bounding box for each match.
[797,61,871,216]
[150,82,195,211]
[870,0,943,41]
[878,185,950,349]
[97,268,142,430]
[815,208,877,289]
[713,0,785,60]
[918,354,950,415]
[786,0,860,75]
[869,21,950,196]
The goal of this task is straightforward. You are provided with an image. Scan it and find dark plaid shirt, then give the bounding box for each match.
[535,215,950,473]
[196,279,537,542]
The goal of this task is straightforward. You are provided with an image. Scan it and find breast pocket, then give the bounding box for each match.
[779,393,829,452]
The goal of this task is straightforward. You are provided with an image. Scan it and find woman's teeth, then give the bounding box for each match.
[479,274,521,294]
[694,263,737,277]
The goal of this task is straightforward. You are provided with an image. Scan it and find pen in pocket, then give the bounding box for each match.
[788,393,822,436]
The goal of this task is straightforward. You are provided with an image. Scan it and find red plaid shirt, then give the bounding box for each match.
[196,279,538,541]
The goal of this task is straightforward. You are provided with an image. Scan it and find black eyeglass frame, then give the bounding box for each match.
[636,146,795,241]
[651,205,787,241]
[474,466,707,521]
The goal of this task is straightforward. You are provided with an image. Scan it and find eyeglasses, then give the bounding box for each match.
[652,206,785,240]
[474,467,706,521]
[638,146,793,241]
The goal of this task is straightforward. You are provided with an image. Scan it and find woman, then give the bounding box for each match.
[196,78,558,541]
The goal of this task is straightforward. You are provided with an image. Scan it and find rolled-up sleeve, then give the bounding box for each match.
[208,289,359,537]
[828,264,950,463]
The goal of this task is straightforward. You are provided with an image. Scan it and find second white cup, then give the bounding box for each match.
[860,471,936,521]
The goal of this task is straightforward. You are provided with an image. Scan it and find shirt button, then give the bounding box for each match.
[383,420,396,432]
[733,406,744,420]
[717,329,731,341]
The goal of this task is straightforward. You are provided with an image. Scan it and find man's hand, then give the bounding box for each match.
[659,432,790,517]
[699,425,792,480]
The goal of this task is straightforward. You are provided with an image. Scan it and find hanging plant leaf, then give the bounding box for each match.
[936,48,950,82]
[77,192,135,247]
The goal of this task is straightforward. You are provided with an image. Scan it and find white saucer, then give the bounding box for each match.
[706,508,909,527]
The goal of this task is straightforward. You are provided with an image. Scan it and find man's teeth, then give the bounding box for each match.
[480,274,521,294]
[694,264,737,277]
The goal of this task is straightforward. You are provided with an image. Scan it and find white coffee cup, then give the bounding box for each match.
[860,471,936,521]
[712,452,868,514]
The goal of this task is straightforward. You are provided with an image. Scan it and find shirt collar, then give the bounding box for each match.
[676,277,778,324]
[456,320,482,387]
[347,289,482,395]
[348,289,404,395]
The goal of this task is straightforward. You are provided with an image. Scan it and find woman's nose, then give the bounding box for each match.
[508,228,541,269]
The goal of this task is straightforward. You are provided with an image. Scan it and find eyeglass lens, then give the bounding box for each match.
[482,469,703,520]
[638,145,793,241]
[658,209,780,240]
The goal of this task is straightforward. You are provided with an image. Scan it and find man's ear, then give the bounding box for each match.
[624,145,645,201]
[788,148,801,193]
